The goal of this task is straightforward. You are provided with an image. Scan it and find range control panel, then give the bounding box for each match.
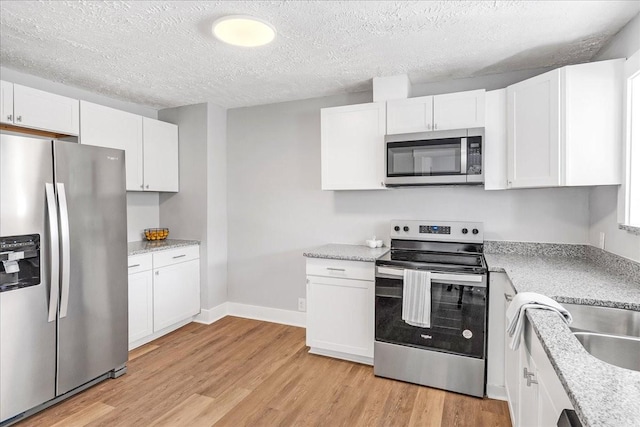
[419,225,451,235]
[391,220,484,243]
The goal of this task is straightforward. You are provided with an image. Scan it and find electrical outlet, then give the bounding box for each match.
[598,232,606,250]
[298,297,306,312]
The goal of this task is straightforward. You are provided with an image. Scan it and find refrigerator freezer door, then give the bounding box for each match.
[0,135,57,422]
[54,141,128,395]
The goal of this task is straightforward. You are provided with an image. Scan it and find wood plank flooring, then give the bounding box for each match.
[16,317,511,427]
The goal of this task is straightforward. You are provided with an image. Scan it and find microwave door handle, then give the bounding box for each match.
[460,137,468,175]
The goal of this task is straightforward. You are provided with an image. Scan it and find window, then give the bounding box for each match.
[620,49,640,228]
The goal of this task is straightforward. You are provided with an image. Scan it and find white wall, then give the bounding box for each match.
[158,102,228,311]
[590,12,640,262]
[227,92,591,312]
[126,192,160,242]
[158,103,210,306]
[206,103,228,309]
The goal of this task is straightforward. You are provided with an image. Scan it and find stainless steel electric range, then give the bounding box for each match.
[374,220,487,397]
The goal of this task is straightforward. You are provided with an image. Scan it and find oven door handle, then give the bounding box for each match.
[376,266,483,283]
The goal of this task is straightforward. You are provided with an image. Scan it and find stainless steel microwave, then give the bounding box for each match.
[385,129,484,186]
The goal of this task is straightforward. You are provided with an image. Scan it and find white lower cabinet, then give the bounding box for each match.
[502,274,574,427]
[305,258,374,365]
[128,269,153,342]
[127,245,200,350]
[153,259,200,331]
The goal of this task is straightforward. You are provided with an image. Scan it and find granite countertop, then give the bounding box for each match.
[128,239,200,256]
[303,243,389,262]
[486,252,640,427]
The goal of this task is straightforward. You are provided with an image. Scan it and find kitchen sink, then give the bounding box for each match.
[572,332,640,372]
[563,303,640,372]
[563,303,640,338]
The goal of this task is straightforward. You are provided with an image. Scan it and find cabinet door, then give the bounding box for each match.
[320,102,386,190]
[507,70,561,188]
[153,259,200,331]
[128,270,153,344]
[306,275,374,358]
[0,80,13,124]
[484,89,508,190]
[13,84,79,135]
[518,345,539,427]
[80,101,144,191]
[504,284,519,425]
[486,272,508,398]
[386,96,433,134]
[143,117,179,192]
[433,90,485,131]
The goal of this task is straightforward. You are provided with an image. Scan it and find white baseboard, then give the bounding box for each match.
[194,303,229,325]
[129,317,194,350]
[486,384,508,401]
[309,347,373,366]
[193,302,306,328]
[227,302,306,328]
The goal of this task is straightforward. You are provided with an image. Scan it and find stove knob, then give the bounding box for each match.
[394,226,400,232]
[462,228,468,234]
[403,226,409,232]
[472,228,479,235]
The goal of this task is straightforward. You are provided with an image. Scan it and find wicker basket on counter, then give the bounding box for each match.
[144,228,169,241]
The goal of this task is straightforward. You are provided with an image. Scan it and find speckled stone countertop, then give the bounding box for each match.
[486,252,640,427]
[303,244,389,262]
[128,239,200,256]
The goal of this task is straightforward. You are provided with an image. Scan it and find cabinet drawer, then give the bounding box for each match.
[127,253,152,274]
[153,245,199,269]
[306,258,374,281]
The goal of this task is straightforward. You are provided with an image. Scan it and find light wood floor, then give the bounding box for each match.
[17,317,511,426]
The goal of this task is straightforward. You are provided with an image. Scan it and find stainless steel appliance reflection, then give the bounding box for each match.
[0,134,128,425]
[374,220,487,397]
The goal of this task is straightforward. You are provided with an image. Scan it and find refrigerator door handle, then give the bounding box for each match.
[45,183,60,323]
[57,183,71,319]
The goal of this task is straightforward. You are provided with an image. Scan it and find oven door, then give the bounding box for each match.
[375,265,487,359]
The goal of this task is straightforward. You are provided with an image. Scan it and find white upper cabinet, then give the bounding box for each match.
[484,89,508,190]
[386,96,433,134]
[80,102,178,193]
[12,83,79,135]
[433,89,486,130]
[142,117,179,192]
[321,102,386,190]
[80,101,144,191]
[507,59,624,188]
[386,90,485,134]
[0,80,13,125]
[507,71,561,188]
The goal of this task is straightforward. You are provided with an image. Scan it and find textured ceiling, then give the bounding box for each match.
[1,1,639,109]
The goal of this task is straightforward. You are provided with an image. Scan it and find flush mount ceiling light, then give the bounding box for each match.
[212,15,276,47]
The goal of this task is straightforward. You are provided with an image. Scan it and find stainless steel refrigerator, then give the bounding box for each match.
[0,134,128,425]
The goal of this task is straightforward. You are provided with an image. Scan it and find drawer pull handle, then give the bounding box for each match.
[326,268,346,272]
[128,264,141,268]
[173,254,186,259]
[504,293,514,302]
